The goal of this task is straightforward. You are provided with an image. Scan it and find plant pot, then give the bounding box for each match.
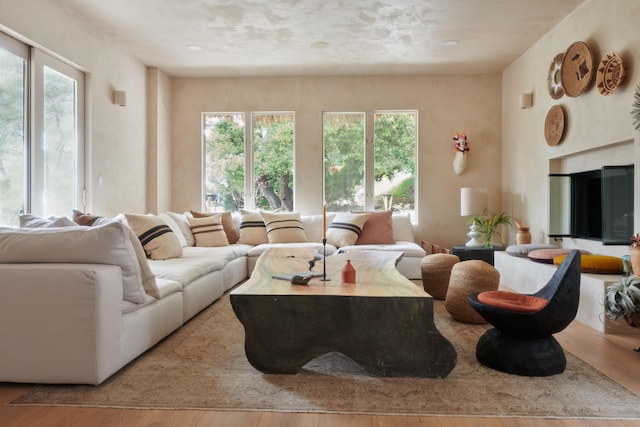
[630,247,640,277]
[516,227,532,245]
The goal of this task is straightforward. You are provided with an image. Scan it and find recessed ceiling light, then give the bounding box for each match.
[186,45,202,51]
[311,42,329,50]
[443,40,460,46]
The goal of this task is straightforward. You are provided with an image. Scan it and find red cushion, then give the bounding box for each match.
[477,290,549,313]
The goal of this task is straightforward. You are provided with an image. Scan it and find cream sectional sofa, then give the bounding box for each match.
[0,211,424,385]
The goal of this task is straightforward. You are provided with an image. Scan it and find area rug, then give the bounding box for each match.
[12,293,640,419]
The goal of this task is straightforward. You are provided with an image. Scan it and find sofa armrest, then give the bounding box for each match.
[0,263,125,384]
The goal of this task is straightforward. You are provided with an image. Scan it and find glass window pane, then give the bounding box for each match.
[203,113,245,212]
[374,111,416,218]
[253,112,294,211]
[43,66,77,217]
[323,112,365,211]
[0,48,26,227]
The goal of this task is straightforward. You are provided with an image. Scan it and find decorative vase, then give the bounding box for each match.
[341,259,356,284]
[516,227,532,245]
[453,151,467,175]
[630,247,640,277]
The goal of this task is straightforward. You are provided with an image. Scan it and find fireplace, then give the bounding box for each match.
[549,164,634,245]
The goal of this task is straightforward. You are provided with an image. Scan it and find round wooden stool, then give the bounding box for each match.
[420,254,460,299]
[445,260,500,323]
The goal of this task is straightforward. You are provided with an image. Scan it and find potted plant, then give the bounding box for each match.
[605,275,640,330]
[470,211,512,248]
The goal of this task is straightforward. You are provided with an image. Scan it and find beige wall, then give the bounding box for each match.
[502,0,639,256]
[171,74,502,248]
[0,0,149,217]
[147,67,173,213]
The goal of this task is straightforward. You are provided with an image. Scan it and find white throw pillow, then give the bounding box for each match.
[0,221,147,304]
[164,211,195,246]
[392,213,415,242]
[20,214,77,228]
[93,218,160,299]
[260,211,308,244]
[159,213,188,248]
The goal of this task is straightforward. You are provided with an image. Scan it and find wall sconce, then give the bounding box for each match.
[113,90,127,107]
[520,93,533,109]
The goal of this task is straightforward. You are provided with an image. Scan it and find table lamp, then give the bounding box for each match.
[460,187,488,247]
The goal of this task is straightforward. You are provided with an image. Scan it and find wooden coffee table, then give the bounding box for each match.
[230,247,456,377]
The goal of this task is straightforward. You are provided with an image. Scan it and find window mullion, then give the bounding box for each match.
[364,111,375,210]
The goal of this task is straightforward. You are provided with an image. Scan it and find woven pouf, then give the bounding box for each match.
[420,254,460,299]
[445,260,500,323]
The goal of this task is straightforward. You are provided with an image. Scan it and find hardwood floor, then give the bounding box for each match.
[1,317,639,426]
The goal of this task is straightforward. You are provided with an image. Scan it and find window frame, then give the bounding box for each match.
[201,110,295,212]
[323,109,418,219]
[0,31,85,225]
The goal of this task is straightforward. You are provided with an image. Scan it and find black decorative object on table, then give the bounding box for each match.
[452,245,504,266]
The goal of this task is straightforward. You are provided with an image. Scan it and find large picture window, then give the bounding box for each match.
[203,111,294,212]
[323,110,417,219]
[0,32,85,227]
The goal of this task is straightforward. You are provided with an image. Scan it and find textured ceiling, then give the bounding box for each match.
[54,0,584,77]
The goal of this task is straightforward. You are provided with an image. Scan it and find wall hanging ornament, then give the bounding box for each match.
[452,131,469,175]
[631,83,640,131]
[547,52,565,99]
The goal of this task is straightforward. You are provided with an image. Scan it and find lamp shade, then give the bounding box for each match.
[460,187,488,216]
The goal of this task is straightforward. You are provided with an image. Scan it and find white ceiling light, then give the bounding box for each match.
[443,40,460,46]
[185,45,202,51]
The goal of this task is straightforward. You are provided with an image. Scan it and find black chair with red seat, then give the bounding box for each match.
[467,249,581,376]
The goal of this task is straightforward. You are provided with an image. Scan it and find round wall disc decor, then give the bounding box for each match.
[547,52,565,99]
[596,52,625,96]
[561,41,594,97]
[544,105,565,146]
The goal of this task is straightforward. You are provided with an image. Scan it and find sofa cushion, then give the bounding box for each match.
[247,242,338,259]
[191,210,239,244]
[147,249,228,286]
[260,211,308,244]
[237,210,269,245]
[528,248,591,264]
[0,221,147,304]
[340,241,426,258]
[553,253,624,274]
[188,214,229,247]
[506,243,559,257]
[391,213,414,242]
[164,211,196,246]
[20,214,76,228]
[125,213,183,260]
[352,210,395,244]
[326,212,370,248]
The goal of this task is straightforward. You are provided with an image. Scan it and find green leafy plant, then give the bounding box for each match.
[470,211,513,248]
[605,276,640,321]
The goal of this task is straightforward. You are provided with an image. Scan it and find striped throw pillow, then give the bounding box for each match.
[188,214,229,247]
[125,213,183,260]
[237,210,269,245]
[261,211,308,244]
[326,213,371,248]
